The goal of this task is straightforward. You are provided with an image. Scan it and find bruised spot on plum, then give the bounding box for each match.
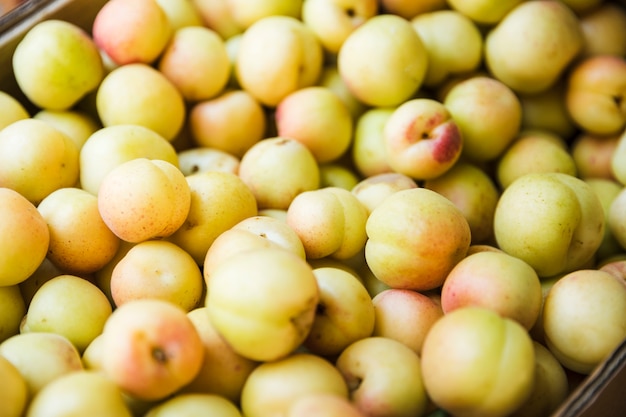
[432,122,462,163]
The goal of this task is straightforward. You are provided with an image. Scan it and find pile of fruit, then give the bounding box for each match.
[1,0,626,416]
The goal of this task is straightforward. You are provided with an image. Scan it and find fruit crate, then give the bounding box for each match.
[1,1,625,417]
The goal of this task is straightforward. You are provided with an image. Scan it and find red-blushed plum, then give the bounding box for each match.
[371,288,444,355]
[205,248,319,362]
[97,158,191,243]
[238,137,320,210]
[275,86,353,163]
[0,188,50,287]
[441,251,543,331]
[168,170,258,265]
[542,269,626,374]
[235,16,323,107]
[12,20,104,111]
[99,299,205,401]
[25,370,133,417]
[189,89,266,159]
[509,341,570,417]
[143,393,242,417]
[92,0,172,66]
[411,10,483,89]
[286,187,369,260]
[22,274,112,353]
[303,267,375,357]
[424,162,500,244]
[495,130,577,189]
[0,355,27,417]
[335,336,429,417]
[240,353,349,417]
[351,107,395,178]
[420,307,535,417]
[158,26,230,102]
[37,187,121,275]
[110,240,203,311]
[443,76,521,163]
[96,63,186,141]
[494,172,605,278]
[301,0,379,54]
[0,119,79,205]
[383,98,463,180]
[351,172,418,215]
[484,1,583,95]
[565,55,626,136]
[365,187,471,291]
[571,133,619,180]
[337,14,428,107]
[446,0,523,25]
[182,307,258,404]
[0,332,83,399]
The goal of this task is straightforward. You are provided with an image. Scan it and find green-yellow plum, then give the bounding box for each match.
[168,170,257,265]
[177,147,240,176]
[189,89,266,158]
[25,370,133,417]
[371,288,444,355]
[240,353,348,417]
[155,0,204,31]
[0,90,29,130]
[37,187,121,275]
[227,0,303,30]
[411,10,483,88]
[286,187,369,260]
[542,269,626,374]
[420,307,535,417]
[384,98,463,180]
[496,130,577,189]
[338,14,427,107]
[100,299,205,401]
[236,16,323,107]
[351,172,418,214]
[0,355,28,417]
[22,274,112,353]
[238,137,320,210]
[484,1,583,95]
[92,0,172,65]
[97,158,191,243]
[317,65,368,121]
[206,248,319,362]
[446,0,523,25]
[318,163,360,190]
[444,76,522,163]
[351,107,395,178]
[0,285,25,343]
[12,20,103,110]
[183,307,258,403]
[335,336,428,417]
[276,86,353,163]
[79,124,179,195]
[494,173,605,277]
[301,0,379,54]
[33,109,100,152]
[0,118,79,205]
[0,188,50,287]
[379,0,446,20]
[158,26,230,102]
[110,240,203,311]
[579,2,626,58]
[518,82,577,140]
[144,393,242,417]
[424,162,500,244]
[365,187,471,291]
[441,251,543,330]
[0,332,83,399]
[586,179,623,262]
[96,63,186,141]
[303,267,375,357]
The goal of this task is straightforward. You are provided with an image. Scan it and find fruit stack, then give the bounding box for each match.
[0,0,625,417]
